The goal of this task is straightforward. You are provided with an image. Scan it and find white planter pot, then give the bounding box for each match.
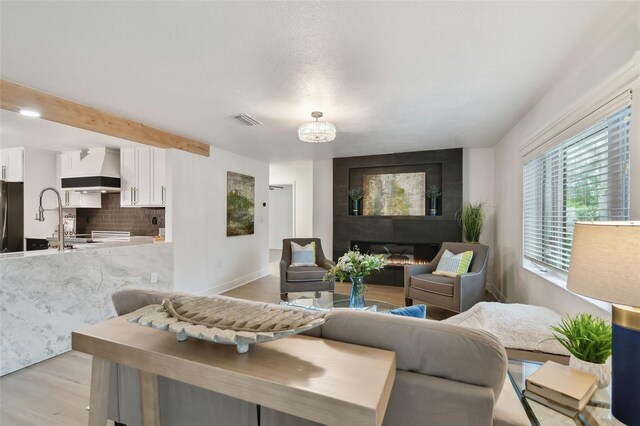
[569,355,611,388]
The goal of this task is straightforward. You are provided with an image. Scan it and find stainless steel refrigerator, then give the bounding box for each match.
[0,180,24,252]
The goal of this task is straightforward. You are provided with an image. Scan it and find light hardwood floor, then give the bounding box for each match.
[0,271,486,425]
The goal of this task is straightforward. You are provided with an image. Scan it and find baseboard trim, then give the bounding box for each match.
[195,269,270,297]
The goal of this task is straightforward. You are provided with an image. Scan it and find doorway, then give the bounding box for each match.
[268,184,294,250]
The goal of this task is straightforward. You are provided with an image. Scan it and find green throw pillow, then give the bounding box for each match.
[433,250,474,278]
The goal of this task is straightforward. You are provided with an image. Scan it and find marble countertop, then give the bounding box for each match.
[0,236,164,259]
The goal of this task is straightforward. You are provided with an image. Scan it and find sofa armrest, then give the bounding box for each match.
[279,260,288,292]
[111,288,178,316]
[317,258,335,270]
[455,271,488,312]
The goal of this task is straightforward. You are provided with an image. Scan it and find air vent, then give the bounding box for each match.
[234,114,263,126]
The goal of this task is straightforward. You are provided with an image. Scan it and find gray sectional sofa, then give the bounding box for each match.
[106,288,529,426]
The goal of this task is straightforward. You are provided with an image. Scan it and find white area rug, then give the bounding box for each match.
[444,302,570,356]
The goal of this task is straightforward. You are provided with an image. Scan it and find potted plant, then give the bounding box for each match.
[425,185,441,216]
[324,246,386,308]
[458,201,485,243]
[550,313,612,388]
[348,187,364,216]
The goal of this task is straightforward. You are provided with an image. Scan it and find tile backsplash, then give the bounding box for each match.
[75,193,165,236]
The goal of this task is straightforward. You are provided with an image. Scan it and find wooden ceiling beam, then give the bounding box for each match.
[0,79,210,157]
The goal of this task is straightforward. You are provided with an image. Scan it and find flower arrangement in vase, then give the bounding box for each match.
[324,246,386,308]
[550,313,612,388]
[348,187,364,216]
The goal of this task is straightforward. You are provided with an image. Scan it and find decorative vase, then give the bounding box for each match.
[569,355,611,388]
[349,276,366,308]
[429,198,437,216]
[352,199,360,216]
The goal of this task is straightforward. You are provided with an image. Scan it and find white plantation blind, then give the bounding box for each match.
[523,102,632,272]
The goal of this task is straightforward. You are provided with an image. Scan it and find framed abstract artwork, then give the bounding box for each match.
[227,171,255,236]
[363,172,426,216]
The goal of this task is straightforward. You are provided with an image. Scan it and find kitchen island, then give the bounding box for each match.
[0,239,173,375]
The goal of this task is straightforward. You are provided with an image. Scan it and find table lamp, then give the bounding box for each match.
[567,221,640,426]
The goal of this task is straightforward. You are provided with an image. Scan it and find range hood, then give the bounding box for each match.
[61,148,121,193]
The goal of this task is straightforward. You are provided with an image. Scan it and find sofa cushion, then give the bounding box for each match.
[411,273,455,296]
[321,309,508,397]
[286,266,327,282]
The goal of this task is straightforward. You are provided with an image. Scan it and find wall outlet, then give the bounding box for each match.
[151,272,158,283]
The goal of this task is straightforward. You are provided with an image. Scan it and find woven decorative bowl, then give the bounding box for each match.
[126,295,326,353]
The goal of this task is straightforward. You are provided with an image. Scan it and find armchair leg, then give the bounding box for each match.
[280,293,288,301]
[405,298,413,307]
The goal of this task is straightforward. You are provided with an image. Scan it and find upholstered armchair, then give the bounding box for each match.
[404,242,489,313]
[280,238,335,301]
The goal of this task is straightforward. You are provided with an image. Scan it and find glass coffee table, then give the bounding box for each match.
[283,291,398,312]
[508,359,623,426]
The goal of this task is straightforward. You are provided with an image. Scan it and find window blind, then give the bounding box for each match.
[523,104,632,272]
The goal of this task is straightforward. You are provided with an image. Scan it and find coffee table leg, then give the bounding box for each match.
[89,356,111,426]
[140,370,160,426]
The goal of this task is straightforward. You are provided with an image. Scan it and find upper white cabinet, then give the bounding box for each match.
[120,146,166,207]
[57,151,101,208]
[0,147,25,182]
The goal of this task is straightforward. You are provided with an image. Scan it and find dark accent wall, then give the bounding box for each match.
[75,193,165,236]
[333,148,463,263]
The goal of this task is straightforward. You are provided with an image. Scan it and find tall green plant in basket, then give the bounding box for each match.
[458,201,485,243]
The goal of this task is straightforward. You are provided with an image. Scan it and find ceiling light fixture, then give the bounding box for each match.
[298,111,336,143]
[19,108,41,118]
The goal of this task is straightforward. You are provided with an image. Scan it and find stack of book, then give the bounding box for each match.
[524,361,598,417]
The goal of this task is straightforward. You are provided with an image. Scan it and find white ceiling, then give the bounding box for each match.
[0,1,634,161]
[0,109,140,152]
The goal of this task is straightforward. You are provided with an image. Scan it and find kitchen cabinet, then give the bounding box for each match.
[58,151,101,208]
[151,148,166,206]
[120,147,166,207]
[0,147,25,182]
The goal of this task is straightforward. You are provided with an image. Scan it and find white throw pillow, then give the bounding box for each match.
[290,241,317,267]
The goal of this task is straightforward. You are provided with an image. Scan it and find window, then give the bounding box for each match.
[523,104,632,272]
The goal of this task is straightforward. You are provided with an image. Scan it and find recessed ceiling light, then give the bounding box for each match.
[19,109,41,118]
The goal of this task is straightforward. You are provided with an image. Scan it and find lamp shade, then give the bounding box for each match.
[567,222,640,307]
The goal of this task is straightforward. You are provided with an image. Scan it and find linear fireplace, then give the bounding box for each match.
[352,241,440,286]
[353,241,439,267]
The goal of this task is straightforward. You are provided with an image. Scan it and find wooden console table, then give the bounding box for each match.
[72,316,396,426]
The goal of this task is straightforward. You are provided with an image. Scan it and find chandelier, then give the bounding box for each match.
[298,111,336,143]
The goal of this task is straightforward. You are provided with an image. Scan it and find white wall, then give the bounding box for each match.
[463,147,496,292]
[167,148,269,295]
[492,5,640,318]
[23,147,58,242]
[269,161,314,238]
[312,159,333,252]
[268,184,293,249]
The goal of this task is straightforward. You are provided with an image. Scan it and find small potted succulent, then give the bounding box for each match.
[550,313,612,388]
[324,246,386,308]
[425,185,441,216]
[348,187,364,216]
